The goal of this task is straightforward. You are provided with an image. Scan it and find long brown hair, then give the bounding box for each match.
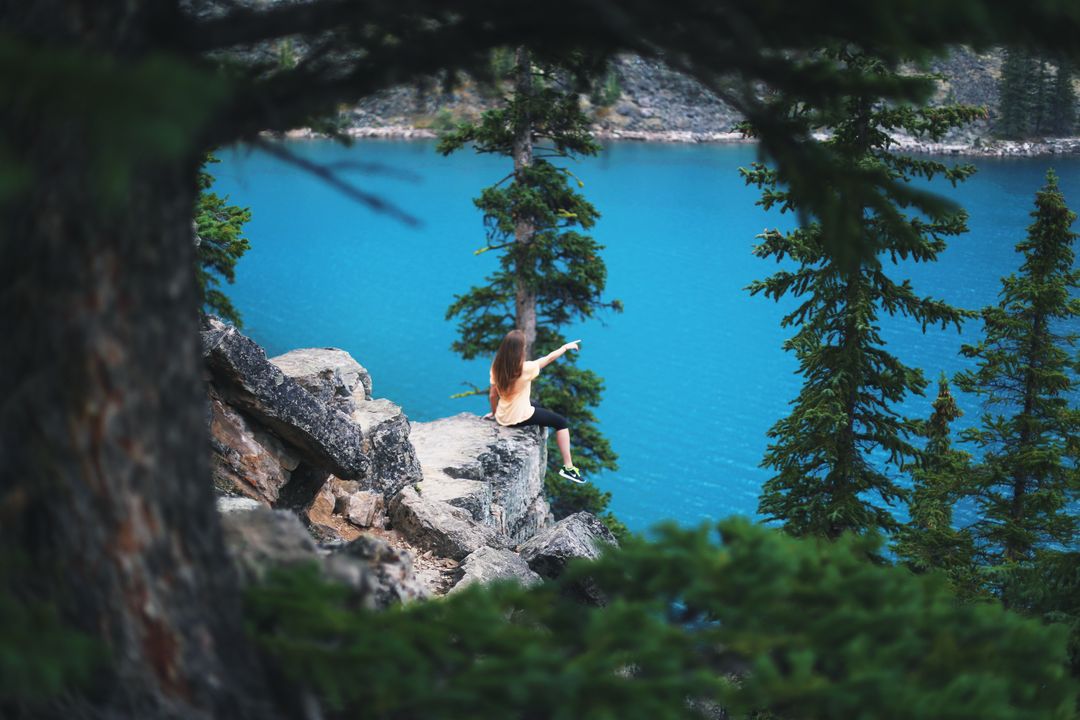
[492,329,526,396]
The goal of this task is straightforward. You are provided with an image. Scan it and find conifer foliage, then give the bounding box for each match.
[195,155,251,326]
[997,48,1077,138]
[744,49,981,539]
[437,49,624,534]
[894,375,980,597]
[247,520,1078,720]
[954,169,1080,598]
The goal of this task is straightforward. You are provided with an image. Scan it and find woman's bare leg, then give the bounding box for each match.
[555,428,573,467]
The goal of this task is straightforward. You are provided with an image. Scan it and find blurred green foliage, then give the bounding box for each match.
[0,37,223,204]
[0,555,101,712]
[246,519,1078,719]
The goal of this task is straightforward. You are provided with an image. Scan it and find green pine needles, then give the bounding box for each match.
[895,375,982,598]
[744,49,982,539]
[195,154,251,326]
[954,169,1080,595]
[246,520,1078,720]
[437,49,624,536]
[997,48,1077,139]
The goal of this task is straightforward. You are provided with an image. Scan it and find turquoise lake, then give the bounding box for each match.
[213,140,1080,533]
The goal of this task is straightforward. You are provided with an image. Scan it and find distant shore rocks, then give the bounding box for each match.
[263,48,1080,157]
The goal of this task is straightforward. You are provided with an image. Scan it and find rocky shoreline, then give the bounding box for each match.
[278,124,1080,157]
[271,48,1080,158]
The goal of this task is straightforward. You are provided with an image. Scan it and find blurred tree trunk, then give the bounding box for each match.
[0,4,275,718]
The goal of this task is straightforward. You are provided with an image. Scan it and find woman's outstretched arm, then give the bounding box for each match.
[535,340,581,369]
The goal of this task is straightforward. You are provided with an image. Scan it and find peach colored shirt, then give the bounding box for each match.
[490,360,540,426]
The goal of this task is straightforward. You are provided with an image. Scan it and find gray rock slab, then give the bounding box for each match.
[219,504,427,609]
[389,486,508,561]
[350,398,423,500]
[201,317,368,479]
[410,413,552,542]
[219,507,321,585]
[209,392,298,503]
[449,546,541,593]
[216,496,266,513]
[269,347,373,413]
[325,535,430,608]
[517,511,618,579]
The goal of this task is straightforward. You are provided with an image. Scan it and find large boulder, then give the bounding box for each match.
[201,317,368,480]
[219,506,321,585]
[518,512,618,606]
[325,535,430,608]
[351,399,423,499]
[219,504,427,609]
[517,511,617,579]
[389,486,508,560]
[269,347,372,414]
[271,348,421,500]
[410,413,552,543]
[208,390,298,503]
[449,546,541,593]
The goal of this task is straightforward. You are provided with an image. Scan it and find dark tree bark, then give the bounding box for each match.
[0,150,273,720]
[0,4,275,717]
[511,46,538,356]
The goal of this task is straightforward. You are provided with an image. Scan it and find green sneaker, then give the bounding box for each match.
[558,465,585,484]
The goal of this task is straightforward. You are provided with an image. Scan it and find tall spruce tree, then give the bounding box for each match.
[195,155,251,326]
[998,50,1078,138]
[954,169,1080,603]
[744,49,980,539]
[894,375,981,598]
[998,48,1037,139]
[437,49,625,535]
[1048,59,1078,136]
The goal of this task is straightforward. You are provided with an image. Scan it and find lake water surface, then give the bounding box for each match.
[213,140,1080,532]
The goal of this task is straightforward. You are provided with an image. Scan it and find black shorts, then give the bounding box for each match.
[510,401,569,431]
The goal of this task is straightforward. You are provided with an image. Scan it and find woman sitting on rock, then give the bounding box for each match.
[486,329,585,484]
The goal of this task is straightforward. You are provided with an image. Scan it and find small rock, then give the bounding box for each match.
[304,483,361,544]
[325,535,430,608]
[449,546,541,592]
[339,490,387,528]
[389,486,509,560]
[216,496,266,513]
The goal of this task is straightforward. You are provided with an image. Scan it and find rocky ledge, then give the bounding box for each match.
[204,317,616,607]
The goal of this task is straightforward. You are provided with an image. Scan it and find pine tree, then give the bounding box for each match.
[437,49,625,536]
[744,49,981,539]
[894,375,981,597]
[1032,56,1052,135]
[1048,58,1078,136]
[998,48,1036,139]
[195,155,251,326]
[954,169,1080,603]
